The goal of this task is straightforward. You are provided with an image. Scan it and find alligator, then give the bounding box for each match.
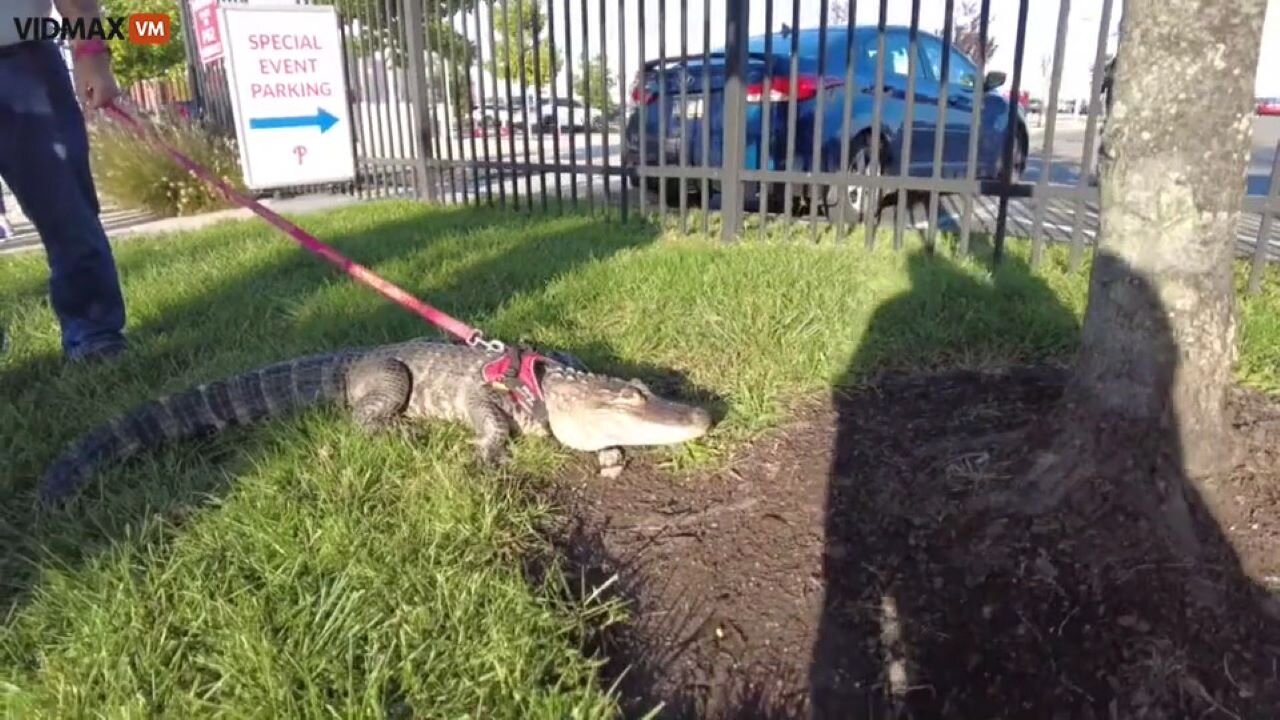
[37,338,714,505]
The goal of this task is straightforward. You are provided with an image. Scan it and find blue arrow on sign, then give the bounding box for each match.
[249,107,339,133]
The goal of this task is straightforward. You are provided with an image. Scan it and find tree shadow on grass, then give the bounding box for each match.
[0,203,664,626]
[812,244,1280,718]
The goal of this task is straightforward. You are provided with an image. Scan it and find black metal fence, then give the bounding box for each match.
[176,0,1280,292]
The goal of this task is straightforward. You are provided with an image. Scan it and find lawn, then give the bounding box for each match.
[1,200,1277,718]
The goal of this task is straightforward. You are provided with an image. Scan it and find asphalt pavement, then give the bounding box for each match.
[1023,112,1279,194]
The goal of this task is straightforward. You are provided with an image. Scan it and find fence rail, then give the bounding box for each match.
[174,0,1280,290]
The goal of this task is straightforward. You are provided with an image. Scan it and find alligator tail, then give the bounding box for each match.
[38,351,357,505]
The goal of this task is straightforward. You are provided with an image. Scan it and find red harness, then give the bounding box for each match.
[480,345,548,414]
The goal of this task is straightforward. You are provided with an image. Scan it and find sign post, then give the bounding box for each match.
[218,4,356,190]
[189,0,223,65]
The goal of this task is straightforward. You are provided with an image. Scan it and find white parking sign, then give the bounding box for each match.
[219,4,356,190]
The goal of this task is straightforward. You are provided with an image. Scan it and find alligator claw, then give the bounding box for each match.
[476,446,510,468]
[596,447,626,478]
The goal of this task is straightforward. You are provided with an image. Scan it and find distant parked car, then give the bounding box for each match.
[532,98,606,133]
[472,99,528,130]
[1258,97,1280,116]
[623,24,1028,219]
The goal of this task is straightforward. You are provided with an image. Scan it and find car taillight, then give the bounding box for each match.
[630,72,657,105]
[745,75,823,103]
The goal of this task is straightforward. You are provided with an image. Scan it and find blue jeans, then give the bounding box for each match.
[0,40,125,358]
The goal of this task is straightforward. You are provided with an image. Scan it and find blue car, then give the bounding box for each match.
[624,24,1028,220]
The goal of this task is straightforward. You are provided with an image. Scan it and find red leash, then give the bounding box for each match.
[102,101,486,348]
[102,101,547,406]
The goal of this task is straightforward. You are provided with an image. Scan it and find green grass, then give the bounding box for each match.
[1,200,1277,717]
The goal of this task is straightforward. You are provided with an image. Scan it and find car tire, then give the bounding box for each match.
[823,136,884,225]
[641,176,683,204]
[999,124,1027,182]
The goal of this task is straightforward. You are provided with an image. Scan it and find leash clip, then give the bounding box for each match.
[467,331,507,355]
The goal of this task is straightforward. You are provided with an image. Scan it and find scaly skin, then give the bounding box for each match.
[37,339,713,505]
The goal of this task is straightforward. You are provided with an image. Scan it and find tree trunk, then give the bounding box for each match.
[1069,0,1266,479]
[1000,1,1268,569]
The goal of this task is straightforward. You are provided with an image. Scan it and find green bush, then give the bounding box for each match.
[89,111,245,217]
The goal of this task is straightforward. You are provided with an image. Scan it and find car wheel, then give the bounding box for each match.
[823,136,883,225]
[999,125,1027,182]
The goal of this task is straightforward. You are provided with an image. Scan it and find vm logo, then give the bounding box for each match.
[12,14,172,46]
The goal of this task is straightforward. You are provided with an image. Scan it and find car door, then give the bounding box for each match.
[867,29,941,177]
[915,34,978,177]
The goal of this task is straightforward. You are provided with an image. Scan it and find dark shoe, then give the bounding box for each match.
[66,337,128,365]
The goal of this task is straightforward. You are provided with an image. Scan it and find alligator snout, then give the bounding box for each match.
[639,396,713,444]
[540,371,715,452]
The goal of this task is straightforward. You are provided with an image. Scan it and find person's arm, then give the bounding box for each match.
[53,0,106,51]
[53,0,123,109]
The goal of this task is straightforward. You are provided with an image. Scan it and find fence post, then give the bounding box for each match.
[992,0,1029,264]
[401,0,437,202]
[175,0,204,112]
[719,0,748,242]
[1247,140,1280,295]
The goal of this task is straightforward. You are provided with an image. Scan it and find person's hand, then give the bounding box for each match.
[71,49,123,111]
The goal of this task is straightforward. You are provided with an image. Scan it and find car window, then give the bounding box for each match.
[918,36,945,81]
[823,39,850,77]
[948,48,979,89]
[863,31,917,79]
[815,31,871,77]
[917,35,979,89]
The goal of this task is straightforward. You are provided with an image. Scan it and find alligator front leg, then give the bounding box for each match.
[465,392,514,467]
[346,357,413,432]
[596,447,626,478]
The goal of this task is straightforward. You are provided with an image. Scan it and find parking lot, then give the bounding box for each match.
[421,112,1280,257]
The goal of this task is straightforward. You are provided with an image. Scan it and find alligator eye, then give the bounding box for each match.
[619,387,644,403]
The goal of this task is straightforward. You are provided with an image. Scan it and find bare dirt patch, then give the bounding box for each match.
[550,365,1280,719]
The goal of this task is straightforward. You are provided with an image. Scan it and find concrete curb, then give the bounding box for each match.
[0,193,361,257]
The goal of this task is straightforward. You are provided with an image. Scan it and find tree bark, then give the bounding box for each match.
[1069,0,1267,479]
[985,0,1274,591]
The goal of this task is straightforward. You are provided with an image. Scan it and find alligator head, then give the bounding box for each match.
[537,363,713,459]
